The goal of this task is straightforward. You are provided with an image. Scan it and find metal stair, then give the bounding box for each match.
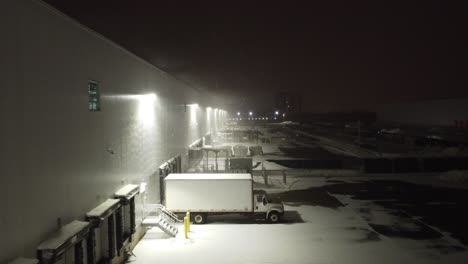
[142,204,180,237]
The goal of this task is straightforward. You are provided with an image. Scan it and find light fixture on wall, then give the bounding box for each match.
[207,107,212,122]
[102,93,157,127]
[137,93,157,127]
[140,180,147,194]
[188,103,199,126]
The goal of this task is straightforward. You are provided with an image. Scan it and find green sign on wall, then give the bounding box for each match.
[88,80,100,111]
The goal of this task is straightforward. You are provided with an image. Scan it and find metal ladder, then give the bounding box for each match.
[142,204,180,237]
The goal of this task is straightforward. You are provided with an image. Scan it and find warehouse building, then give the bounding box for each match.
[0,0,226,262]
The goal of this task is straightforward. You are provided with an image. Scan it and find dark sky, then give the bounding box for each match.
[43,0,466,112]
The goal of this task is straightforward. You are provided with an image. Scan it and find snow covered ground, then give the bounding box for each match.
[131,203,468,264]
[129,126,468,263]
[130,174,468,264]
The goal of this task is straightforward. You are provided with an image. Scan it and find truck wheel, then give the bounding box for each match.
[192,213,207,224]
[268,212,280,223]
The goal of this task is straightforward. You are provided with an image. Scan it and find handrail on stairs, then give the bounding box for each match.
[143,204,181,223]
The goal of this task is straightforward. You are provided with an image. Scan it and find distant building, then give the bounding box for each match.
[274,92,302,114]
[377,98,468,128]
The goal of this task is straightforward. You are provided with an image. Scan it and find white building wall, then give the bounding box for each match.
[0,0,226,262]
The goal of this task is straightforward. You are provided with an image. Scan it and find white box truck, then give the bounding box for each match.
[164,173,284,224]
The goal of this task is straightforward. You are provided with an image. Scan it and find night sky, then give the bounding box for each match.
[43,0,466,112]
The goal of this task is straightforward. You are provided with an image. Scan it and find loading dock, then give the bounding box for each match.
[36,221,91,264]
[114,185,139,248]
[86,199,121,263]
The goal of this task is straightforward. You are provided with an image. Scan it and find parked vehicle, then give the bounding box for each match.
[164,173,284,224]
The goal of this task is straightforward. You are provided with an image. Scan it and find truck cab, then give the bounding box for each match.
[253,190,284,223]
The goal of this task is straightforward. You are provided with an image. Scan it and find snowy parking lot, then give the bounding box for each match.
[130,126,468,263]
[130,176,468,264]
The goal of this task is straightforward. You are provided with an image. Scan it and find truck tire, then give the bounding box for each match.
[267,211,280,223]
[192,213,207,224]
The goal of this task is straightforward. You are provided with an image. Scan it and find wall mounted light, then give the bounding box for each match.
[188,103,199,126]
[207,107,212,122]
[137,93,156,127]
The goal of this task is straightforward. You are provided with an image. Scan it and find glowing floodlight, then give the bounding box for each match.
[207,107,212,122]
[189,103,198,126]
[275,111,279,115]
[137,93,156,127]
[249,111,253,116]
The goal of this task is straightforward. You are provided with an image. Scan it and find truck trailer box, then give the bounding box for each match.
[164,173,253,212]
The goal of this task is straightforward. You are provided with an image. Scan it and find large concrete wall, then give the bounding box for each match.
[377,98,468,127]
[0,0,226,262]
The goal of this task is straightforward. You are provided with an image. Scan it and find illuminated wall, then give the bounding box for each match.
[0,0,226,262]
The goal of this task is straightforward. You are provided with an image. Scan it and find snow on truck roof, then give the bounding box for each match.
[165,173,252,180]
